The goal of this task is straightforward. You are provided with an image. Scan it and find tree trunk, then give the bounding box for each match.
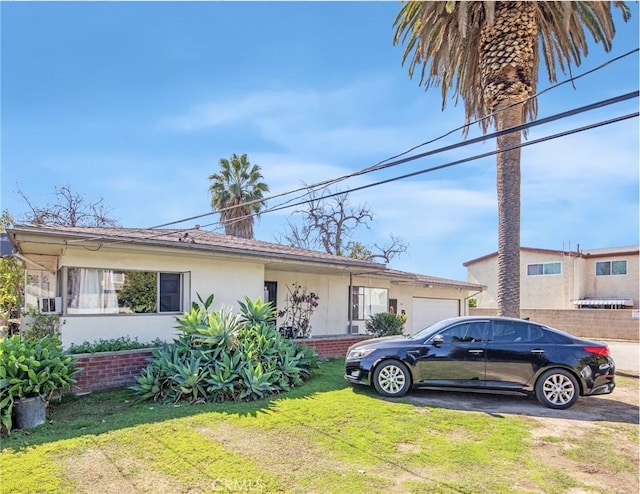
[495,107,522,318]
[479,1,537,318]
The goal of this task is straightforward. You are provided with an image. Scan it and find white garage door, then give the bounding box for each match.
[411,298,460,334]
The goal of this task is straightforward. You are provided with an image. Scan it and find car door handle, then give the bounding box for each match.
[468,349,484,355]
[530,349,545,354]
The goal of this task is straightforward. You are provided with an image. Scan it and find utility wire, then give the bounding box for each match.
[148,89,638,233]
[371,47,639,168]
[66,52,639,246]
[80,109,637,248]
[147,48,639,231]
[209,112,640,221]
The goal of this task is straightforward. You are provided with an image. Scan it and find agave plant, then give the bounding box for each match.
[173,355,208,403]
[238,296,276,326]
[238,362,275,401]
[131,293,319,404]
[206,351,243,401]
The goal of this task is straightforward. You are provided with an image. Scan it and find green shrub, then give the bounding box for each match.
[365,312,406,338]
[20,306,61,340]
[129,294,318,404]
[66,336,164,354]
[0,335,80,434]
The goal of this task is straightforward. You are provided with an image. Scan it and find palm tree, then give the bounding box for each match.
[208,154,269,238]
[394,1,630,317]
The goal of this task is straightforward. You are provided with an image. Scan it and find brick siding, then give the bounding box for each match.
[294,335,370,359]
[72,349,154,394]
[470,308,639,342]
[71,335,372,394]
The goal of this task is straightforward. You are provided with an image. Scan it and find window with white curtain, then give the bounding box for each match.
[66,268,185,315]
[350,286,388,320]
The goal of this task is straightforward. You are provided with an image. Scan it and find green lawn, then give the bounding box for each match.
[1,359,637,493]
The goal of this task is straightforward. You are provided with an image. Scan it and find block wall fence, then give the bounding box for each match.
[469,308,639,341]
[72,335,369,394]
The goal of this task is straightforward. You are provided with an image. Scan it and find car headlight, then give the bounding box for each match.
[347,348,375,360]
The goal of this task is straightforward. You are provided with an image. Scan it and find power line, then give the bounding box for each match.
[147,49,639,231]
[192,91,639,229]
[225,112,640,219]
[371,47,639,168]
[71,107,637,249]
[109,108,639,244]
[149,90,638,233]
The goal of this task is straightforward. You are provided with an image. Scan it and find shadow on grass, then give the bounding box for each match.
[3,358,349,451]
[349,372,640,425]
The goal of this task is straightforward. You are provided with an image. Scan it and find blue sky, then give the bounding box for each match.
[2,2,638,281]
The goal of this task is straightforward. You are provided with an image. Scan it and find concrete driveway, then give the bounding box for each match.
[603,340,639,374]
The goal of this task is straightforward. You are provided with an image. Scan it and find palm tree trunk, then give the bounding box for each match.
[495,106,522,318]
[480,1,537,318]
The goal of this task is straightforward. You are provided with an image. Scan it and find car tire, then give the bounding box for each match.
[372,360,411,397]
[535,369,580,409]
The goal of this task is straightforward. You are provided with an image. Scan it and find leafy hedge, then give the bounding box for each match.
[365,312,406,338]
[129,295,318,403]
[67,336,164,354]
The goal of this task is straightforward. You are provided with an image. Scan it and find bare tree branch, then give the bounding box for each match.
[279,187,407,264]
[17,185,118,227]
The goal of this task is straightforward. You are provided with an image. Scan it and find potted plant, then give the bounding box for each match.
[0,335,80,433]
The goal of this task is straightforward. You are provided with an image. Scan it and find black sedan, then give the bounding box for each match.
[344,316,615,409]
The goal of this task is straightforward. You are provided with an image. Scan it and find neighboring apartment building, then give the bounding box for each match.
[464,246,639,310]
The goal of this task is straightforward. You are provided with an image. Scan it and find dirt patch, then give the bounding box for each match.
[62,446,190,493]
[406,375,640,494]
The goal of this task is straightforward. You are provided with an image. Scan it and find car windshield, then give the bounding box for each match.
[408,318,457,340]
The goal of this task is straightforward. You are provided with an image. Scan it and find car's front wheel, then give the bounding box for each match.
[535,369,580,409]
[372,360,411,397]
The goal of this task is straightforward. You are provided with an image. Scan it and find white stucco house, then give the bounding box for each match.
[8,224,484,348]
[464,246,639,310]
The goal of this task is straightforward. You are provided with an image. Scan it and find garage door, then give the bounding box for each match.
[411,298,460,333]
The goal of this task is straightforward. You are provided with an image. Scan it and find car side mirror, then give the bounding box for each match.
[431,334,444,346]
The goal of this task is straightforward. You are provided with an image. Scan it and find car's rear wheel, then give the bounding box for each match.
[535,369,579,409]
[372,360,411,397]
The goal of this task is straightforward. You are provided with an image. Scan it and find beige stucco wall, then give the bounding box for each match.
[28,244,476,346]
[583,254,639,307]
[467,250,639,310]
[58,246,264,348]
[265,270,352,336]
[264,271,472,337]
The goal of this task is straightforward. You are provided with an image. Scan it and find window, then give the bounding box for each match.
[596,260,627,276]
[25,269,56,301]
[527,262,561,276]
[437,322,487,343]
[491,321,545,343]
[351,286,388,320]
[66,268,184,315]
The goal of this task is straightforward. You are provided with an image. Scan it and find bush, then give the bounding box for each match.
[365,312,406,338]
[20,306,61,340]
[129,294,319,404]
[67,336,164,354]
[0,335,80,434]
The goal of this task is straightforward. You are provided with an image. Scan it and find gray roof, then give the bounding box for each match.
[8,224,482,291]
[9,224,384,270]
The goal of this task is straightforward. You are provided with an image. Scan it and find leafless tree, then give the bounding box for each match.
[17,185,118,227]
[278,188,407,264]
[347,235,408,264]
